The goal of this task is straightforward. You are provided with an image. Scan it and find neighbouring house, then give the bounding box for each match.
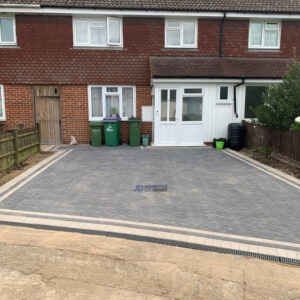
[0,0,299,146]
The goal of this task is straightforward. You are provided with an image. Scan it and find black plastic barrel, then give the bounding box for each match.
[227,123,245,151]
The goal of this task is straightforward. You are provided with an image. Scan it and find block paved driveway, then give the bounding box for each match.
[0,146,299,244]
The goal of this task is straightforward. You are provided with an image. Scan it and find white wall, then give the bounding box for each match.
[153,81,246,144]
[202,83,244,141]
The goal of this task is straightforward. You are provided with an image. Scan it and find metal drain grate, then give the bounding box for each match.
[1,221,299,266]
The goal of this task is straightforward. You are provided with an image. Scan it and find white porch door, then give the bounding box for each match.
[156,88,180,145]
[154,86,204,146]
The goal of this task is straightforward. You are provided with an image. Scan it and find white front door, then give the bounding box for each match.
[156,88,179,145]
[154,85,204,146]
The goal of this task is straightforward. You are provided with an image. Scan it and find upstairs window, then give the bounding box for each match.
[73,17,122,47]
[165,19,197,48]
[0,17,16,44]
[88,86,136,121]
[249,21,281,49]
[0,85,6,121]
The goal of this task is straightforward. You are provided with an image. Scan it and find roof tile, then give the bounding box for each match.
[150,56,289,79]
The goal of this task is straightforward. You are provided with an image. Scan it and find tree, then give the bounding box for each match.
[254,61,300,130]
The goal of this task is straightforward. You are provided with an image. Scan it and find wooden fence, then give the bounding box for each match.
[0,125,41,172]
[243,121,300,166]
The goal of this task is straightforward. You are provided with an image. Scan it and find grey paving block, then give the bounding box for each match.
[0,145,299,244]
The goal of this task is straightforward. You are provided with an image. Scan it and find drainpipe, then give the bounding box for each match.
[233,79,245,118]
[219,12,226,57]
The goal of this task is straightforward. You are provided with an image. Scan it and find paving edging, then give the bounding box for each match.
[0,149,73,200]
[223,148,300,189]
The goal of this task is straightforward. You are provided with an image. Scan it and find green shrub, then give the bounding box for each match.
[291,121,300,131]
[254,61,300,130]
[255,146,272,159]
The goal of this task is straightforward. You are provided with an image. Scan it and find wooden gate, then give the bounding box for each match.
[34,86,61,145]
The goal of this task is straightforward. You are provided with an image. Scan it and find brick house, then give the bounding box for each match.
[0,0,299,146]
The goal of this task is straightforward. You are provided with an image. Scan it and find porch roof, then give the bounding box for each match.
[150,56,289,80]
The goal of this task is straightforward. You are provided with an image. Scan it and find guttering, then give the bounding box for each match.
[1,6,300,19]
[151,78,283,84]
[151,76,282,80]
[219,12,226,57]
[233,79,245,118]
[0,4,40,7]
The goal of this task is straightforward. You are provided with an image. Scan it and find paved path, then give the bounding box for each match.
[0,146,299,260]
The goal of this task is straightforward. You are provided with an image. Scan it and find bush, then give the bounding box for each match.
[291,119,300,131]
[254,61,300,130]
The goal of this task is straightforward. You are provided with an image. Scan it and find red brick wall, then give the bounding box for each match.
[60,85,90,144]
[0,85,34,132]
[60,85,152,144]
[17,15,73,50]
[1,84,152,144]
[222,20,300,58]
[2,16,299,86]
[1,16,300,143]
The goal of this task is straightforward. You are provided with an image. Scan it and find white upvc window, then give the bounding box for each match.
[217,86,232,103]
[0,16,16,45]
[165,19,197,48]
[73,17,122,47]
[0,85,6,121]
[249,21,281,49]
[182,88,203,122]
[88,86,136,121]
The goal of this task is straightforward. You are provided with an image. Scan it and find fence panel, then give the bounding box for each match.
[243,121,300,165]
[0,125,40,172]
[0,133,15,172]
[290,131,300,162]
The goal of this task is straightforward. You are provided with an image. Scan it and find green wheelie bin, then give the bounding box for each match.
[103,117,121,146]
[89,121,103,146]
[128,118,141,146]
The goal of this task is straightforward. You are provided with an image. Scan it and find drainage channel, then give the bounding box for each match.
[1,220,299,266]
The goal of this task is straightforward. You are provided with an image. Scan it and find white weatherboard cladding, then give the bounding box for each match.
[203,84,244,141]
[153,82,244,145]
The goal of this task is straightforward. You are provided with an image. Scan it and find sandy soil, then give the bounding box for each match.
[241,148,300,179]
[0,225,299,299]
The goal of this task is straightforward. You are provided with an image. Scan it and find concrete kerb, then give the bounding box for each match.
[223,148,300,190]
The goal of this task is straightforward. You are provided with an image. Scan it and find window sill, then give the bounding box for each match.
[182,121,202,124]
[89,118,132,122]
[73,46,123,50]
[216,101,233,105]
[248,48,280,52]
[163,47,198,51]
[0,44,18,48]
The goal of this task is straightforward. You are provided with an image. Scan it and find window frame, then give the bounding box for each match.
[243,84,269,120]
[73,17,123,48]
[0,85,6,121]
[217,85,232,104]
[107,17,123,46]
[88,85,136,121]
[0,16,17,45]
[165,19,198,49]
[181,88,203,124]
[248,20,281,50]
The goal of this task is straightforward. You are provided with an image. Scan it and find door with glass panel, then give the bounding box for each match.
[180,88,204,146]
[157,88,179,145]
